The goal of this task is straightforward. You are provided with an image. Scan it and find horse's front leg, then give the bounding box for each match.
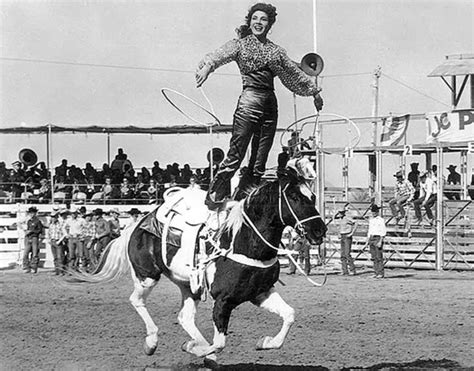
[187,296,234,358]
[253,287,295,350]
[178,287,214,358]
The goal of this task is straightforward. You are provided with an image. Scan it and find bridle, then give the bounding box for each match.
[278,183,322,237]
[239,182,327,287]
[241,183,322,251]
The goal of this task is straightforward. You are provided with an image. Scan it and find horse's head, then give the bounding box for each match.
[277,164,327,246]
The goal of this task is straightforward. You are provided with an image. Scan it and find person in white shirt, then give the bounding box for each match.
[413,171,437,225]
[63,210,85,271]
[367,204,386,279]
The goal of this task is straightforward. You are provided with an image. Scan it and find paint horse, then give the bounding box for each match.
[80,165,327,362]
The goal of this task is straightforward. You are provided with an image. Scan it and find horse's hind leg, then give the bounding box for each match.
[253,287,295,350]
[129,275,159,355]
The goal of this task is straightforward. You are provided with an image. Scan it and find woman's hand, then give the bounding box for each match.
[313,93,324,112]
[195,65,211,88]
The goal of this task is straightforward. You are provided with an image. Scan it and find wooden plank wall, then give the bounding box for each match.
[0,204,156,269]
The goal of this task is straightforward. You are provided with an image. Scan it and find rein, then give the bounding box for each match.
[240,183,327,287]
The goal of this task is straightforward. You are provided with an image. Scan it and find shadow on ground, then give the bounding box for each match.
[144,358,466,371]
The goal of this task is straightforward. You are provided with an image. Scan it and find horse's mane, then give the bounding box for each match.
[222,181,277,237]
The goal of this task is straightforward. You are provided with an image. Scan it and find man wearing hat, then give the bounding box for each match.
[81,211,95,271]
[407,162,420,199]
[47,210,66,275]
[388,170,415,224]
[413,170,437,225]
[445,165,461,200]
[93,208,111,261]
[107,208,121,240]
[334,203,358,275]
[63,208,86,271]
[23,206,44,274]
[124,208,142,228]
[366,204,386,278]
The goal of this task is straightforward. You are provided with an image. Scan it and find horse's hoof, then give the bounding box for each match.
[143,342,157,356]
[203,355,219,370]
[255,336,271,350]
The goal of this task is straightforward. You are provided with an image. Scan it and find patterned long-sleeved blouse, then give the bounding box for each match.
[199,34,320,97]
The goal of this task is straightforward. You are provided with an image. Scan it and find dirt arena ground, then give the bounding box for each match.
[1,266,473,370]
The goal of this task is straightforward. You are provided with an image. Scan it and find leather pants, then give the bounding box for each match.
[207,87,278,204]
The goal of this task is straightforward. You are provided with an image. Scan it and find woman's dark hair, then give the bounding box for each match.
[236,3,277,39]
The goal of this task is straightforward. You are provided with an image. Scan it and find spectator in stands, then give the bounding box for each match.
[9,161,25,200]
[85,175,98,200]
[187,175,201,190]
[84,162,97,181]
[101,176,114,201]
[120,177,134,202]
[151,161,163,180]
[97,163,112,184]
[36,178,51,203]
[366,204,386,279]
[388,170,415,224]
[134,174,148,200]
[408,162,420,199]
[445,164,461,200]
[141,167,151,183]
[54,175,71,200]
[414,170,437,226]
[334,203,357,276]
[81,211,95,271]
[181,164,193,184]
[55,159,69,179]
[93,208,110,261]
[47,210,65,275]
[63,209,85,272]
[71,178,87,204]
[146,178,159,202]
[23,206,44,274]
[111,148,127,172]
[107,208,121,240]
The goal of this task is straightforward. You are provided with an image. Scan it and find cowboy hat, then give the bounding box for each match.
[419,170,429,178]
[108,208,120,215]
[370,204,381,212]
[93,208,104,215]
[393,170,404,178]
[447,165,457,170]
[27,206,38,213]
[127,208,141,215]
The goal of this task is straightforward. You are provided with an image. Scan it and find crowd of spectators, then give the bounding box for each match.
[0,148,214,204]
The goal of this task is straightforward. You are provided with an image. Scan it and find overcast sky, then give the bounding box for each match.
[0,0,472,184]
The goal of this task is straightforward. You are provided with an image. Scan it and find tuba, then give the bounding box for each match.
[18,149,38,167]
[207,148,225,165]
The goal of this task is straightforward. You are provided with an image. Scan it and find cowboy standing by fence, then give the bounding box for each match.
[47,210,66,275]
[335,204,357,276]
[367,204,386,279]
[23,206,43,274]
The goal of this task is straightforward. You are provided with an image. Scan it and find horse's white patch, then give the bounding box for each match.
[299,183,313,201]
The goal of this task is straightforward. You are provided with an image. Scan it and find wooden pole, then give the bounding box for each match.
[435,146,444,271]
[48,124,54,204]
[107,132,111,166]
[371,67,382,147]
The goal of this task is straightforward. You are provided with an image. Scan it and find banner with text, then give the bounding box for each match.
[380,114,410,146]
[426,109,474,143]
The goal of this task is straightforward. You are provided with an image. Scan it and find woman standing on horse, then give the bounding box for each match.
[196,2,323,209]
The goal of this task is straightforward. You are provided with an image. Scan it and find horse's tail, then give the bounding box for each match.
[69,224,135,283]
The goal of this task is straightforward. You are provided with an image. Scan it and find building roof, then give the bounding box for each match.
[428,54,474,77]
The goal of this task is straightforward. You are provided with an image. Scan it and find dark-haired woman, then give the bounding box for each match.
[196,2,323,209]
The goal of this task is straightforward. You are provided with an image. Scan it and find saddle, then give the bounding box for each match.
[139,187,220,285]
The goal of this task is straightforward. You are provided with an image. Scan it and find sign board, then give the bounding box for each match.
[426,109,474,143]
